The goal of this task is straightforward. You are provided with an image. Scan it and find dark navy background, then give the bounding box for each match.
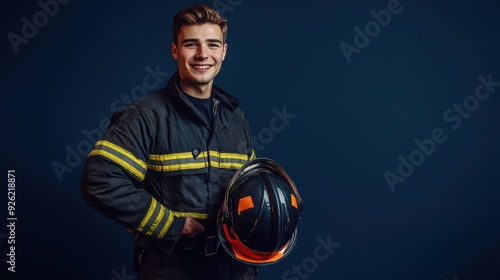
[1,0,499,279]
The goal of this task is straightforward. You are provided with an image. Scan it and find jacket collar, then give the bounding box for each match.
[167,72,240,113]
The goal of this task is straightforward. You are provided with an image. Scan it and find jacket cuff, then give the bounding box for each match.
[163,216,186,243]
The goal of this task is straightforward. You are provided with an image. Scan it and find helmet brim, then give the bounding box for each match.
[217,208,298,265]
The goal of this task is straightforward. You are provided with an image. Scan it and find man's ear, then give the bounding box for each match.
[222,43,228,61]
[171,43,178,60]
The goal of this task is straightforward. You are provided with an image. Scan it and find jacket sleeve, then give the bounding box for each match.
[80,104,185,241]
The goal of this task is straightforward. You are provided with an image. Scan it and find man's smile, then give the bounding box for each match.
[190,64,213,72]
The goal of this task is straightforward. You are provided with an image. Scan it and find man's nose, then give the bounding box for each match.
[195,44,208,59]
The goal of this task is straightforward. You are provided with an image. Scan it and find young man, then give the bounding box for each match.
[80,4,256,279]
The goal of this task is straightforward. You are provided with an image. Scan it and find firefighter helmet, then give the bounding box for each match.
[217,158,304,265]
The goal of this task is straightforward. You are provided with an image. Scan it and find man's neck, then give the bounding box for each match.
[178,78,212,99]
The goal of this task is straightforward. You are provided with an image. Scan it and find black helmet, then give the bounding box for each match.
[217,158,304,265]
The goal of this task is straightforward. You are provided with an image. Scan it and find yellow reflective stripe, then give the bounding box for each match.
[150,151,209,161]
[212,151,248,169]
[149,151,248,162]
[148,150,251,172]
[157,211,174,238]
[89,140,147,181]
[137,199,210,238]
[137,199,157,232]
[145,205,166,236]
[148,162,208,172]
[250,150,256,160]
[149,151,208,171]
[172,212,209,219]
[156,212,208,238]
[89,149,146,181]
[212,151,249,161]
[97,140,147,169]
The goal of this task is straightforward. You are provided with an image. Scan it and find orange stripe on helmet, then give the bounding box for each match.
[291,194,298,209]
[238,196,254,214]
[221,222,288,264]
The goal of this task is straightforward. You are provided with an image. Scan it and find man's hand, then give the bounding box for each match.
[182,216,205,238]
[126,229,138,240]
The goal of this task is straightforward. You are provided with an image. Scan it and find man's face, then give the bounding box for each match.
[172,23,227,92]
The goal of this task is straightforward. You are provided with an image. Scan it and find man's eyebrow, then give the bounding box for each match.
[181,38,199,44]
[207,39,223,44]
[180,38,223,44]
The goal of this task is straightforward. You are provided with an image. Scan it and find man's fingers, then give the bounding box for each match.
[192,218,205,232]
[183,217,205,237]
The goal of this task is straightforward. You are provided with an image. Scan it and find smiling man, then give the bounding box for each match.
[173,21,227,98]
[81,4,256,280]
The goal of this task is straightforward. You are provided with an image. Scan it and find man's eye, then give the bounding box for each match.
[209,44,220,48]
[185,43,197,48]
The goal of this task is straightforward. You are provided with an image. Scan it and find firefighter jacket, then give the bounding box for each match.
[80,72,255,253]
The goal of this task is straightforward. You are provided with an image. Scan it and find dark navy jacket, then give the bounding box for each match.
[81,72,254,253]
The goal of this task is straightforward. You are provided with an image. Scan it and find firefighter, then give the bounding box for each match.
[81,4,256,279]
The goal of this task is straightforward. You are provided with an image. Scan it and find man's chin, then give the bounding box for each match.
[179,71,217,86]
[180,77,212,87]
[191,75,215,85]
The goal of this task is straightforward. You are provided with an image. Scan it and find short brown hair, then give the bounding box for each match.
[172,4,228,45]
